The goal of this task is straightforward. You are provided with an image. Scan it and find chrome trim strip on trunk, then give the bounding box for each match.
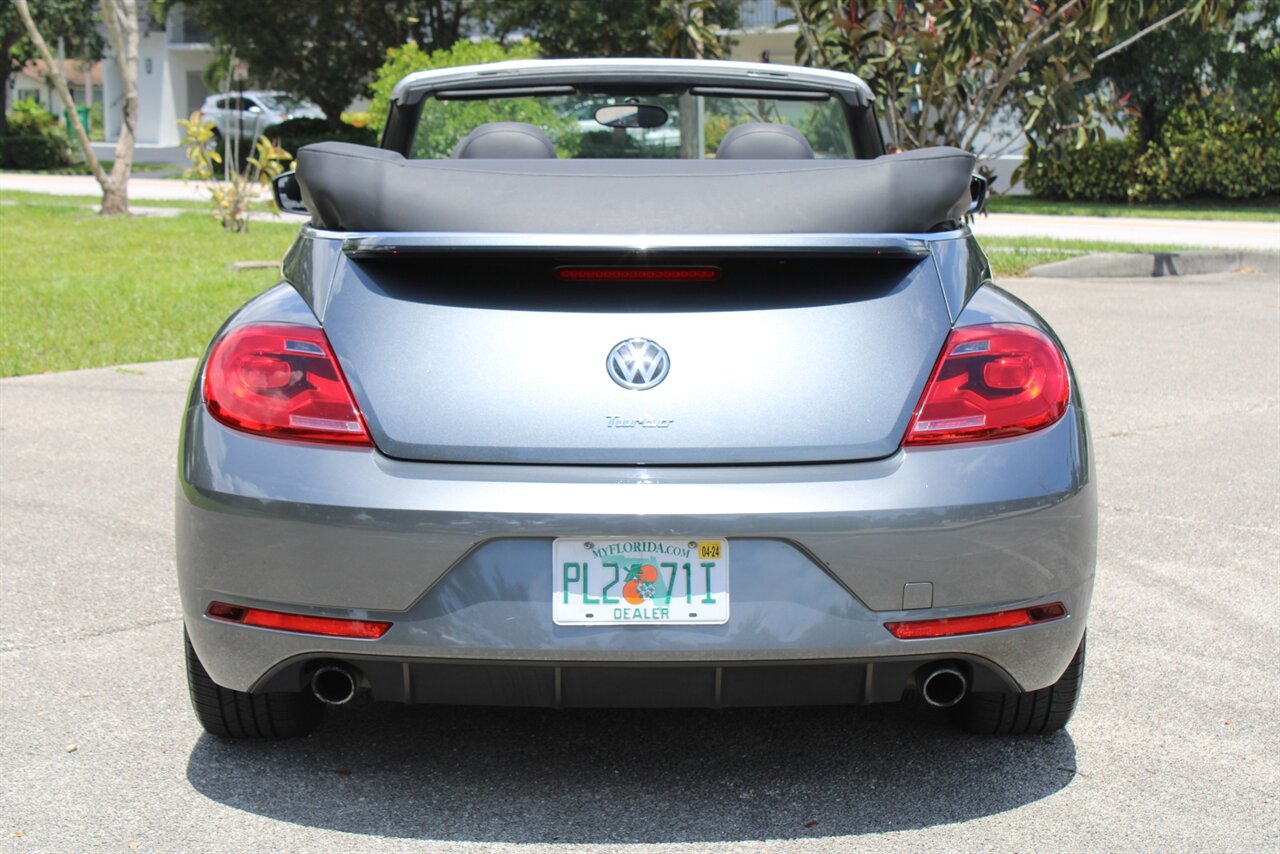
[339,232,942,258]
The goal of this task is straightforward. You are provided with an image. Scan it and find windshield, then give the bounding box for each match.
[260,94,314,112]
[410,91,856,159]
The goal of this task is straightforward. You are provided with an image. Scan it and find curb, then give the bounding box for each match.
[1029,250,1280,279]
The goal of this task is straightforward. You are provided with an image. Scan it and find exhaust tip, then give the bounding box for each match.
[921,666,968,708]
[310,665,357,705]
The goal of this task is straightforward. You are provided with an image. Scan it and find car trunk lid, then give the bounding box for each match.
[315,237,952,465]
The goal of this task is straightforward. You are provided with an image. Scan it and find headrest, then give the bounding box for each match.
[715,122,815,159]
[452,122,557,159]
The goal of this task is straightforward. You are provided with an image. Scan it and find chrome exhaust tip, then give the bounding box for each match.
[310,665,358,705]
[921,666,968,708]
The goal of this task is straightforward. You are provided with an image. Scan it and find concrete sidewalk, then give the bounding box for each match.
[0,172,212,202]
[971,211,1279,251]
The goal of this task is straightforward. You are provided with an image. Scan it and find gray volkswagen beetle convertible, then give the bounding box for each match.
[177,59,1095,738]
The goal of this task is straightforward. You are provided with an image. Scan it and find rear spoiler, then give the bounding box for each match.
[339,232,935,260]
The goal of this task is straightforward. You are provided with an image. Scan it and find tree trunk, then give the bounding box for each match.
[13,0,139,215]
[100,0,139,214]
[100,181,128,215]
[0,28,18,137]
[0,66,10,137]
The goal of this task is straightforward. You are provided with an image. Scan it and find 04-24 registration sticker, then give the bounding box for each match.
[552,538,729,626]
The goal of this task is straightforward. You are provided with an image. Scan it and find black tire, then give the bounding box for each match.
[184,629,321,738]
[952,633,1086,735]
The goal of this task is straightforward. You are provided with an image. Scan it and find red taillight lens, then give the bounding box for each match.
[556,266,720,282]
[206,601,391,639]
[885,602,1067,639]
[203,323,372,445]
[905,323,1069,445]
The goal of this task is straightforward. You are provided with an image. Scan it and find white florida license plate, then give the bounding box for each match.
[552,538,730,626]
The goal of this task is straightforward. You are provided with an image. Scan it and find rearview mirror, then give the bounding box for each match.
[594,104,668,130]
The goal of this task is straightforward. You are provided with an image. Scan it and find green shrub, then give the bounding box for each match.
[8,98,58,134]
[0,132,72,169]
[1028,87,1280,202]
[367,39,544,135]
[1025,139,1137,201]
[1129,91,1280,201]
[263,117,376,157]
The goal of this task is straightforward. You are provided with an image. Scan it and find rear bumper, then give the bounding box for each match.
[178,402,1095,699]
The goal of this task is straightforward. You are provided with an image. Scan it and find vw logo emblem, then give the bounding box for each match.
[606,338,670,390]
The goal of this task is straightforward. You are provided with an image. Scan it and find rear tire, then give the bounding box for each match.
[184,629,321,738]
[952,632,1086,735]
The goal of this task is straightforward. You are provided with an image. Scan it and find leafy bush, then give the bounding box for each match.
[263,117,376,157]
[0,132,72,170]
[1025,139,1138,201]
[367,39,543,134]
[8,98,58,134]
[1028,87,1280,202]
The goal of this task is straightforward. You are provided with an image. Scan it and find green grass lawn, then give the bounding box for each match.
[0,188,272,212]
[986,195,1280,222]
[0,160,181,178]
[979,236,1186,277]
[0,196,1210,376]
[0,198,296,376]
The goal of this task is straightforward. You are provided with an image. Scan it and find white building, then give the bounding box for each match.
[101,3,214,147]
[5,59,102,117]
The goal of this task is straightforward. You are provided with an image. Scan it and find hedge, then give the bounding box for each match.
[0,132,72,170]
[1027,88,1280,202]
[264,117,376,158]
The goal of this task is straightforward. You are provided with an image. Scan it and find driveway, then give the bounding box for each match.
[1,273,1277,852]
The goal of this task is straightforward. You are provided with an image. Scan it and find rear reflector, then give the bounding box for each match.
[905,323,1069,445]
[885,602,1067,639]
[203,323,372,446]
[556,266,720,282]
[206,601,391,640]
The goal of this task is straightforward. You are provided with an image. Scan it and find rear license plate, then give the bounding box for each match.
[552,538,730,626]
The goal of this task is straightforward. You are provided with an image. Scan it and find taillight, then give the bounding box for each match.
[885,602,1067,639]
[556,267,720,282]
[905,323,1069,445]
[203,323,372,445]
[206,601,391,639]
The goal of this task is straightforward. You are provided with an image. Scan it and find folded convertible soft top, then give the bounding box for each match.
[294,142,975,234]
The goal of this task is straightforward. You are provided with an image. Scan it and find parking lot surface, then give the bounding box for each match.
[2,272,1277,852]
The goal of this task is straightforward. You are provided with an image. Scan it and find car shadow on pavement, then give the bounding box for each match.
[186,698,1076,843]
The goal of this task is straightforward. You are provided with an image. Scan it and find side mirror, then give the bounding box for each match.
[271,171,307,215]
[968,174,989,216]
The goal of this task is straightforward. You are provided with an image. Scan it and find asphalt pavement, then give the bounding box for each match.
[1,272,1278,852]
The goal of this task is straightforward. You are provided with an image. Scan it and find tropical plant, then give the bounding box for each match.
[656,0,739,59]
[780,0,1230,169]
[179,111,292,232]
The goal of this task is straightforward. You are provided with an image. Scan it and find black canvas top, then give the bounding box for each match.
[295,142,975,235]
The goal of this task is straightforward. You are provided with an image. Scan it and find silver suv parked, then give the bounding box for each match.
[198,90,325,148]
